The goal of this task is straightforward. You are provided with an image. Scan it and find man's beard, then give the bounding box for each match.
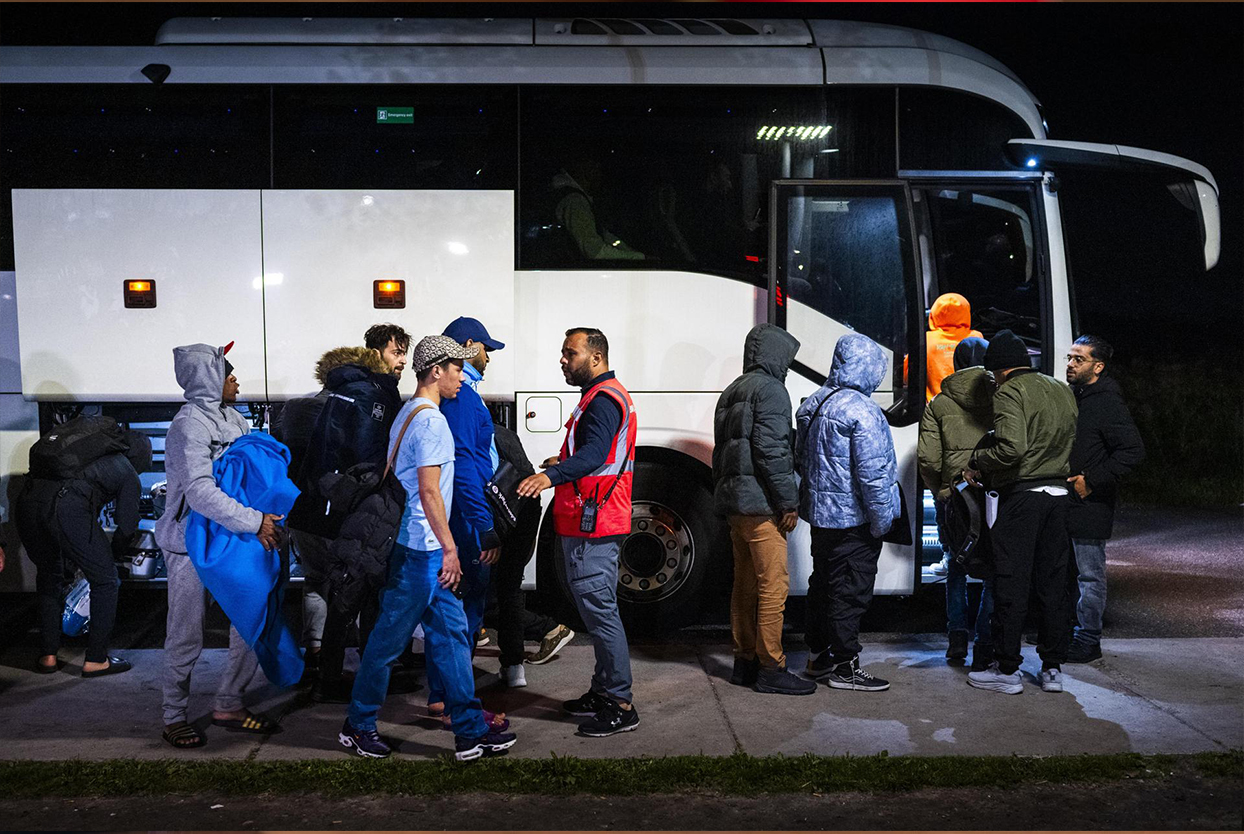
[566,365,593,387]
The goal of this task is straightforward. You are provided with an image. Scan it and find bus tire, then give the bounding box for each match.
[537,458,723,637]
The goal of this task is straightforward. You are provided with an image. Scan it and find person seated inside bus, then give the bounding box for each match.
[648,159,755,273]
[16,427,152,678]
[550,156,645,262]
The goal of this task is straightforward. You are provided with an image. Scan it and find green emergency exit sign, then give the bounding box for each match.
[376,107,414,124]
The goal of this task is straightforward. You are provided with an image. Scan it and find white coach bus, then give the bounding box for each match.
[0,17,1220,631]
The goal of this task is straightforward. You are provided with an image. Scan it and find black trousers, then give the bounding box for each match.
[16,484,119,664]
[495,500,557,667]
[319,588,381,683]
[806,524,881,662]
[989,489,1072,674]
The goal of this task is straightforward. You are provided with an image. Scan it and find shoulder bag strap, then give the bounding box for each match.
[382,404,435,482]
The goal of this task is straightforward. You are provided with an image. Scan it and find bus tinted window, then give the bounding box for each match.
[923,186,1043,354]
[0,84,268,270]
[898,88,1034,171]
[271,86,517,190]
[518,86,895,281]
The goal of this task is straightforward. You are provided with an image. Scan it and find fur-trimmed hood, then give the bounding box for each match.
[314,347,391,386]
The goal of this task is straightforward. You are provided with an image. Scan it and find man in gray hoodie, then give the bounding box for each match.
[155,343,283,749]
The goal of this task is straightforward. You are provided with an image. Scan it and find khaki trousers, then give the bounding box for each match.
[728,515,790,669]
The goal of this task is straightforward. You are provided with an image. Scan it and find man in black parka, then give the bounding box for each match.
[712,323,814,696]
[1064,335,1145,663]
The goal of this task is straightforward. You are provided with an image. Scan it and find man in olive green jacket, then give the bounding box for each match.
[963,330,1077,696]
[917,337,994,667]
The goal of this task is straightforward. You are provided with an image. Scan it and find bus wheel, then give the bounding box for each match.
[617,460,719,635]
[538,459,723,636]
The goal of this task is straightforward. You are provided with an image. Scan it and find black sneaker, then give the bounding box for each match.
[822,656,890,692]
[804,649,835,680]
[946,631,969,663]
[578,700,640,737]
[338,720,390,759]
[1066,639,1103,664]
[562,690,611,717]
[454,730,517,762]
[729,656,760,687]
[753,665,817,696]
[970,642,995,672]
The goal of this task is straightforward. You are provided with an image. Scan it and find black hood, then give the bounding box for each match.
[743,323,801,381]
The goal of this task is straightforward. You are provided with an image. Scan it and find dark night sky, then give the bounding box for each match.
[3,2,1241,362]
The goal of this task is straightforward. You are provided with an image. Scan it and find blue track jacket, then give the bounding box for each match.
[185,432,303,688]
[439,374,499,552]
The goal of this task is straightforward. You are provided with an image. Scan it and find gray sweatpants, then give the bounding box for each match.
[560,534,633,704]
[290,529,333,649]
[161,549,265,725]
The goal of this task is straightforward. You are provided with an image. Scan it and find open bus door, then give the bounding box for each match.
[769,180,925,596]
[1006,140,1221,271]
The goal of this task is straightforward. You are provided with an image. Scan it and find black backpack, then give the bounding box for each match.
[28,416,128,480]
[945,480,993,580]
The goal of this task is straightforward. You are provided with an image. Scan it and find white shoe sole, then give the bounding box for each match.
[823,679,890,692]
[967,678,1023,695]
[1041,680,1064,693]
[528,629,576,665]
[339,732,390,758]
[455,738,516,762]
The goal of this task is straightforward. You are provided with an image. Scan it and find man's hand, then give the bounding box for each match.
[776,510,799,535]
[517,472,553,499]
[540,456,559,469]
[257,513,284,551]
[438,547,462,591]
[0,545,6,573]
[962,468,983,488]
[480,547,500,566]
[1067,474,1092,499]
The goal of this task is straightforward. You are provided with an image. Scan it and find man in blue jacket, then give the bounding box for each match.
[426,317,504,718]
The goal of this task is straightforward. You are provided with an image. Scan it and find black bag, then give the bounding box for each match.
[945,479,993,579]
[29,416,127,480]
[881,482,913,546]
[485,461,528,541]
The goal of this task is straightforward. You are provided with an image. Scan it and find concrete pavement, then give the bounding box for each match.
[1,635,1239,761]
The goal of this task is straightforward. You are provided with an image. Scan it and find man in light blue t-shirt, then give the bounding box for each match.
[338,335,518,762]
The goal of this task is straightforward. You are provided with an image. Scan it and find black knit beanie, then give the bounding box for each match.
[983,330,1031,372]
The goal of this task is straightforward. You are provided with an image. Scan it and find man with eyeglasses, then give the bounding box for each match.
[1063,336,1145,663]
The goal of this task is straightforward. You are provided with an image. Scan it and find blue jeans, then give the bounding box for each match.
[348,543,486,739]
[938,498,995,643]
[561,535,633,704]
[426,538,491,706]
[1072,538,1108,645]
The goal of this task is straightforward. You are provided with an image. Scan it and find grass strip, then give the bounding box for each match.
[1,751,1239,799]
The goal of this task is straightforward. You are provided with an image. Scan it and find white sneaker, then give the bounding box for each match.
[1040,667,1064,693]
[931,555,950,576]
[967,661,1023,694]
[502,664,527,688]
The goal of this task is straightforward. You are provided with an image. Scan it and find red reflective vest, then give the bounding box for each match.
[552,377,637,538]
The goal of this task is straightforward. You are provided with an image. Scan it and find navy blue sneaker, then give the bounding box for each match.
[455,731,517,762]
[338,720,391,758]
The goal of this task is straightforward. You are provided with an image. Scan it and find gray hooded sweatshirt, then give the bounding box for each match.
[154,343,263,554]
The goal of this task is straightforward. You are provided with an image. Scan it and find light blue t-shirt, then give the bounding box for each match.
[388,397,455,551]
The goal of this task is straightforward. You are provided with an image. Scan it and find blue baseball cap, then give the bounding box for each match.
[442,316,505,351]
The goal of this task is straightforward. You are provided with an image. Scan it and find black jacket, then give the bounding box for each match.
[288,347,402,536]
[319,465,405,615]
[712,323,801,517]
[1068,375,1145,539]
[18,452,143,557]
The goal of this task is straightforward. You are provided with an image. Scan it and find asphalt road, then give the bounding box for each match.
[2,505,1240,653]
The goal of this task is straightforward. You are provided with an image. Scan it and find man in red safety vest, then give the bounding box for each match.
[517,327,639,738]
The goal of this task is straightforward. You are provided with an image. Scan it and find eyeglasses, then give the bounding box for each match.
[1065,355,1098,365]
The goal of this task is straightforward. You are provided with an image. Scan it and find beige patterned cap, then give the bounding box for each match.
[411,334,478,374]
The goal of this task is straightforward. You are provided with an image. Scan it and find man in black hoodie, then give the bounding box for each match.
[1064,335,1145,663]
